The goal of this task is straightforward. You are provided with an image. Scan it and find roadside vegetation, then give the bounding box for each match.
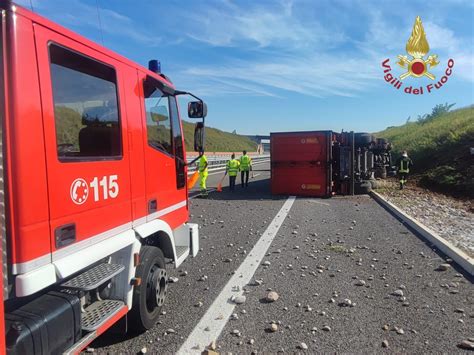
[182,121,257,152]
[376,104,474,198]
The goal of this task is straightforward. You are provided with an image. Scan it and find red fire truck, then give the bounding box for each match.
[0,2,207,353]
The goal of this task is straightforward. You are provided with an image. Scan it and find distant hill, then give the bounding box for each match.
[376,105,474,197]
[182,121,257,152]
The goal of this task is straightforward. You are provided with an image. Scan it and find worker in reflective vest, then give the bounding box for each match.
[395,151,413,190]
[239,150,252,188]
[198,152,209,197]
[226,153,240,191]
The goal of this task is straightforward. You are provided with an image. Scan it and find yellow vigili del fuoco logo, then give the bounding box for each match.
[397,16,439,80]
[381,16,454,95]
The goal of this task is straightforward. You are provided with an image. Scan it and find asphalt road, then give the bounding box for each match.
[94,162,473,354]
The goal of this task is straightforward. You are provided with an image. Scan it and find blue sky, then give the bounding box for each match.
[17,0,474,134]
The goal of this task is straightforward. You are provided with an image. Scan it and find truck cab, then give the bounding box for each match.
[0,2,206,353]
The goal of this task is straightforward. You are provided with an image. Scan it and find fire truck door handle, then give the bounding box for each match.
[149,199,157,213]
[55,223,76,249]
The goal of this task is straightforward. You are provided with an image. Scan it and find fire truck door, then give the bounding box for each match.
[140,74,187,228]
[34,25,132,260]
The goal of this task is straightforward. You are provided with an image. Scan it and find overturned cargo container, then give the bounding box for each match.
[270,131,392,197]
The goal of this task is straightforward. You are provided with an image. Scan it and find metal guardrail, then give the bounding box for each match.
[187,155,270,174]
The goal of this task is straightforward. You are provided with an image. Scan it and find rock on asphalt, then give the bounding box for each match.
[217,195,473,353]
[93,166,473,353]
[93,166,286,353]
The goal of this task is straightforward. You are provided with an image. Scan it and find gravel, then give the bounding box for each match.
[93,165,473,354]
[265,291,279,302]
[232,295,247,304]
[217,195,473,353]
[458,339,474,350]
[378,182,474,257]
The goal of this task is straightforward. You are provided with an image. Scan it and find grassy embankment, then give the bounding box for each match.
[182,121,257,152]
[376,105,474,197]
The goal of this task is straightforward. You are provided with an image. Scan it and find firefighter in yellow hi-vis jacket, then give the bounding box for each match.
[226,153,240,191]
[239,150,252,188]
[198,152,208,197]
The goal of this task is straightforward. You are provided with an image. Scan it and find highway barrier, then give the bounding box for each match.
[187,154,270,174]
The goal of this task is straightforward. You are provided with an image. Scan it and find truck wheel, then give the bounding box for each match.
[355,181,372,195]
[129,246,167,333]
[375,166,387,179]
[355,133,373,147]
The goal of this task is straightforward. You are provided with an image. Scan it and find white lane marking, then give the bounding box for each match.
[252,173,261,178]
[178,196,296,354]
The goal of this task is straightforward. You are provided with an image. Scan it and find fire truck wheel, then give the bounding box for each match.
[129,246,168,333]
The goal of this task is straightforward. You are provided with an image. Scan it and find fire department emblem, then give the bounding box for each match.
[397,16,439,80]
[70,178,89,205]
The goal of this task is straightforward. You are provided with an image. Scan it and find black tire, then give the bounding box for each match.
[129,246,167,333]
[355,181,372,195]
[387,169,397,177]
[374,166,387,179]
[355,133,373,146]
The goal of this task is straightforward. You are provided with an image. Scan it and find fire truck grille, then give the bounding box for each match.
[82,299,125,332]
[61,263,125,291]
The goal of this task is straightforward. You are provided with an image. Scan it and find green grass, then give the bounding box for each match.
[375,105,474,197]
[182,120,257,152]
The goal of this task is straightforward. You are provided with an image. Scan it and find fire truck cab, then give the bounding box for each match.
[0,2,206,353]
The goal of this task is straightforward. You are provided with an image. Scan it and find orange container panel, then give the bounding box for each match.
[271,131,330,162]
[270,131,332,197]
[271,165,329,197]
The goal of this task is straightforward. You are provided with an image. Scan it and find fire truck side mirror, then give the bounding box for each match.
[194,122,205,152]
[188,101,207,118]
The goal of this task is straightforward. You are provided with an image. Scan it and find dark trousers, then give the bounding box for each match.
[229,175,236,190]
[241,170,249,187]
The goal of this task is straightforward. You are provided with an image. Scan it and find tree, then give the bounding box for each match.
[418,103,455,124]
[430,103,456,119]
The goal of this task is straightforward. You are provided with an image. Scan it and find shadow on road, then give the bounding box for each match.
[197,178,288,201]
